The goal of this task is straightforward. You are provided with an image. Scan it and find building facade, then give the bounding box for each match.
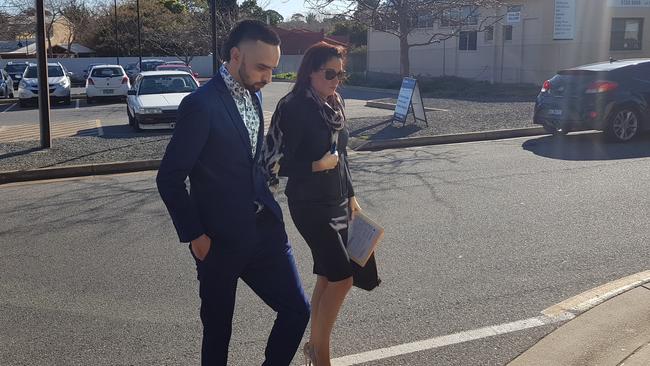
[367,0,650,84]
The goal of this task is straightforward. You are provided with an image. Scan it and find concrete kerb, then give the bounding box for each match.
[349,127,548,151]
[0,159,160,185]
[0,128,548,184]
[365,100,447,112]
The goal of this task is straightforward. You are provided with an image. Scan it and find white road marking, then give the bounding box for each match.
[95,119,104,136]
[330,313,574,366]
[1,103,16,113]
[75,99,80,109]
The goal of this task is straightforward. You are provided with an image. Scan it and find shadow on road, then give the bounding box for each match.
[522,132,650,161]
[75,125,172,139]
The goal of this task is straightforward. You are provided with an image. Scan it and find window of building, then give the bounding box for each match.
[441,8,460,27]
[459,31,478,50]
[611,18,643,51]
[416,14,434,28]
[461,6,479,26]
[503,25,513,41]
[485,26,494,42]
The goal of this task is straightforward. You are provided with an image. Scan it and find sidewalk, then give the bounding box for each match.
[509,282,650,366]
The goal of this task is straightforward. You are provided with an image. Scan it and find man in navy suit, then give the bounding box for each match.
[156,20,310,365]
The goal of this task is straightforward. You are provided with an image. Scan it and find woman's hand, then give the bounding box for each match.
[350,196,362,218]
[312,151,339,172]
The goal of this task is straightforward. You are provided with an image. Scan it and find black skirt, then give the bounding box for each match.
[288,198,353,282]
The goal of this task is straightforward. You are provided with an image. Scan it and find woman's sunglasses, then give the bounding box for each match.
[320,68,347,81]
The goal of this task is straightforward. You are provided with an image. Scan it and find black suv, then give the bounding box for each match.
[3,61,29,90]
[534,59,650,142]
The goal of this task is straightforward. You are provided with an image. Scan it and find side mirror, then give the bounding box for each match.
[128,90,136,95]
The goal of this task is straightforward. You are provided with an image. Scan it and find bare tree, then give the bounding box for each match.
[307,0,507,76]
[60,0,93,57]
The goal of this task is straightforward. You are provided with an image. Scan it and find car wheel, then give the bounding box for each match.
[87,96,94,104]
[64,96,72,105]
[605,106,640,142]
[9,89,14,99]
[543,124,570,136]
[19,99,28,108]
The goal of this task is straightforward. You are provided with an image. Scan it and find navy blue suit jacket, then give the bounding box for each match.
[156,73,285,246]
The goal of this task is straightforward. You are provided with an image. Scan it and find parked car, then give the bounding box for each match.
[82,63,103,80]
[126,71,198,131]
[0,70,14,99]
[18,62,72,107]
[124,62,139,81]
[155,63,200,79]
[164,61,187,66]
[3,61,29,90]
[534,58,650,142]
[85,64,131,103]
[137,59,166,72]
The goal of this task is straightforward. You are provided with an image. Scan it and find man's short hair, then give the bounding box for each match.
[221,19,281,62]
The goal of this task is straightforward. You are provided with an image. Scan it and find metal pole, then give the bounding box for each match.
[114,0,119,65]
[36,0,51,148]
[136,0,142,65]
[211,0,218,75]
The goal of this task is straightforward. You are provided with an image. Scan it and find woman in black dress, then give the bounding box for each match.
[262,42,360,366]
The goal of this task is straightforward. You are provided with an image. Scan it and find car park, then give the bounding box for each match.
[85,64,131,103]
[18,62,72,107]
[126,71,198,131]
[533,58,650,142]
[0,70,14,99]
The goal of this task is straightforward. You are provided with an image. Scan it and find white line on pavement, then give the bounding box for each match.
[330,313,575,366]
[75,99,80,109]
[1,103,16,113]
[96,119,104,136]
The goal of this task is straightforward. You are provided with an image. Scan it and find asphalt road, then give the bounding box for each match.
[1,134,649,365]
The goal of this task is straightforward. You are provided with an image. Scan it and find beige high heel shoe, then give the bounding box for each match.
[303,342,316,366]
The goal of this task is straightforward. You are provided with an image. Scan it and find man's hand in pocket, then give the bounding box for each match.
[191,234,212,261]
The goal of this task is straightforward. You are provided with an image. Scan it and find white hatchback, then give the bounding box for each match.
[85,65,130,103]
[126,71,198,130]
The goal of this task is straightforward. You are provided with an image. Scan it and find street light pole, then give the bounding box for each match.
[136,0,142,66]
[35,0,51,148]
[114,0,119,65]
[211,0,218,75]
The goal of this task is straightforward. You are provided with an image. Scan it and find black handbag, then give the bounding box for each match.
[351,252,381,291]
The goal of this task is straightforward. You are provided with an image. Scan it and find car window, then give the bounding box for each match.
[91,67,124,77]
[5,64,27,73]
[138,75,198,95]
[141,62,164,71]
[24,65,65,78]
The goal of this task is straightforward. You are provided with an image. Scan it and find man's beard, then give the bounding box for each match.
[239,60,266,92]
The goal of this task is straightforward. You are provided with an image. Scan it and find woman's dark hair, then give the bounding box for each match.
[221,19,281,62]
[292,41,347,94]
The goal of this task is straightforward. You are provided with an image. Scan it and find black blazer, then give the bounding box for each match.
[156,73,285,246]
[276,91,355,203]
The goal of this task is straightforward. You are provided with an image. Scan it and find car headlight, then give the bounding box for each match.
[59,79,70,87]
[138,107,163,114]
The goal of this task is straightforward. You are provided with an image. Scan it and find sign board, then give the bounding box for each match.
[507,5,522,24]
[554,0,576,40]
[608,0,650,6]
[393,77,428,126]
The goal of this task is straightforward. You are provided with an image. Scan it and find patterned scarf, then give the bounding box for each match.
[261,87,346,194]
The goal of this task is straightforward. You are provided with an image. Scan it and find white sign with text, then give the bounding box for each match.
[554,0,576,40]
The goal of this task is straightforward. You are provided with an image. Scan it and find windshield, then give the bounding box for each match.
[5,64,27,73]
[24,65,65,78]
[141,62,164,71]
[158,66,191,73]
[91,68,124,77]
[138,75,198,95]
